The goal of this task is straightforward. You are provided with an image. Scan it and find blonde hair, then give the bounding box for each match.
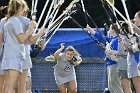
[19,0,29,16]
[136,11,140,18]
[65,46,80,56]
[6,0,27,19]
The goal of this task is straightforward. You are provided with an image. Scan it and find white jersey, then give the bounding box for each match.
[54,53,75,77]
[53,53,80,85]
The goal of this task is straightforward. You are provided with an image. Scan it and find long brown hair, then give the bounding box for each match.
[6,0,23,20]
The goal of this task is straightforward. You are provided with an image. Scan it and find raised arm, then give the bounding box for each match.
[17,20,36,43]
[86,24,110,42]
[54,43,65,59]
[86,24,96,35]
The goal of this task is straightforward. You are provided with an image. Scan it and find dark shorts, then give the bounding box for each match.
[118,70,128,79]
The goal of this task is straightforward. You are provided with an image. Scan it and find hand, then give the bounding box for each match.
[109,50,118,55]
[105,49,110,55]
[118,37,122,42]
[37,26,46,37]
[60,43,65,49]
[85,24,95,34]
[39,39,46,50]
[29,20,37,30]
[0,6,7,10]
[105,44,111,55]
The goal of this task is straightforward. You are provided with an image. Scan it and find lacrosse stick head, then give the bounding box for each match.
[68,56,77,65]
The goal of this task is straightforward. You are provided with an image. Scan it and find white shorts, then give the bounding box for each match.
[127,64,140,78]
[23,55,32,70]
[54,71,76,85]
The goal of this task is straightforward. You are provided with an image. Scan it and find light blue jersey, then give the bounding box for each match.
[3,16,25,58]
[1,16,25,72]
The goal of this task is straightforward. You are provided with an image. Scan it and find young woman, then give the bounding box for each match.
[16,0,46,93]
[117,35,132,93]
[121,11,140,93]
[1,0,36,93]
[53,43,82,93]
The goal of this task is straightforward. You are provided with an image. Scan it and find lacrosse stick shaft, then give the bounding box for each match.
[42,0,55,27]
[80,0,108,43]
[34,0,38,12]
[49,16,67,33]
[80,0,88,24]
[48,0,79,29]
[49,0,65,24]
[105,0,128,22]
[44,16,70,46]
[49,7,60,24]
[48,0,64,26]
[105,1,130,39]
[86,11,109,43]
[121,0,134,34]
[33,0,50,34]
[31,0,35,15]
[44,15,67,38]
[35,0,55,44]
[36,11,66,44]
[70,16,106,49]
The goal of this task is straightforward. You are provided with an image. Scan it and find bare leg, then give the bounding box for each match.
[121,78,132,93]
[69,80,77,93]
[132,76,140,93]
[17,69,28,93]
[58,83,67,93]
[4,70,20,93]
[2,70,9,93]
[0,75,4,93]
[26,76,32,93]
